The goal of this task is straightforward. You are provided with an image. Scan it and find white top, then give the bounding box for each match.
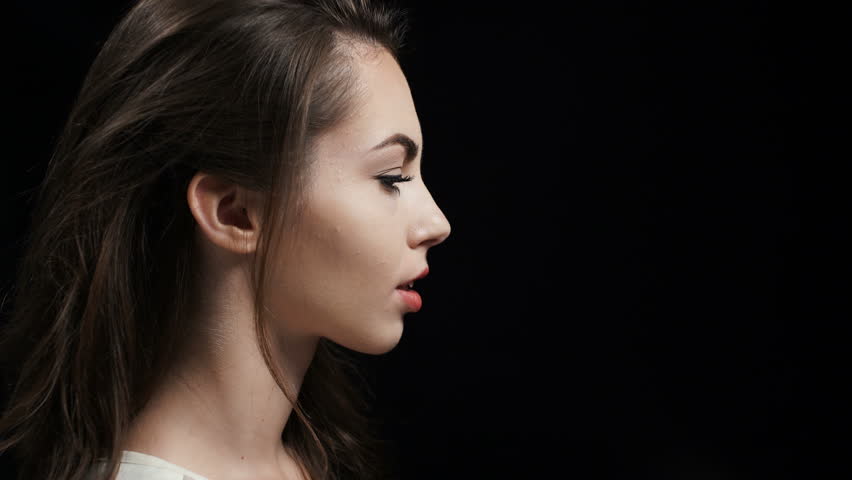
[89,450,210,480]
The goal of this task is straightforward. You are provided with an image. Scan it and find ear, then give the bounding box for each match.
[186,171,262,255]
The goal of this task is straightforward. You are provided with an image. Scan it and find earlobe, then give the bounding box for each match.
[186,171,258,255]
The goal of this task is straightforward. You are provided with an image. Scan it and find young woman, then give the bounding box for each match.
[0,0,451,479]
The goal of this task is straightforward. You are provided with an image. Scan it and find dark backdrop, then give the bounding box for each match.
[3,1,849,479]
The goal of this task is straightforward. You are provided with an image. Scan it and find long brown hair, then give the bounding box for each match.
[0,1,409,478]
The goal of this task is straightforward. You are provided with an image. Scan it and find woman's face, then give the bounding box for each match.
[269,46,451,355]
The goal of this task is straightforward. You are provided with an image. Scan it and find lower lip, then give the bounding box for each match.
[396,288,422,312]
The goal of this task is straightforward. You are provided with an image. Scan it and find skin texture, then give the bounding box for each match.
[121,44,451,480]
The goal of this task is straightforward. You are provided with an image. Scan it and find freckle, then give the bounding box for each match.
[241,456,245,460]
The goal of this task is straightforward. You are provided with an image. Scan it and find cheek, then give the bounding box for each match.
[265,177,411,330]
[282,201,402,304]
[270,226,397,338]
[312,185,401,268]
[319,212,400,288]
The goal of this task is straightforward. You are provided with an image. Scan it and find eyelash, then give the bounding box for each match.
[376,174,415,194]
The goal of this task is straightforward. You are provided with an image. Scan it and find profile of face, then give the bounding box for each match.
[267,46,452,355]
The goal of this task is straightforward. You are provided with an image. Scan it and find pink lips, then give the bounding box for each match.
[407,266,429,284]
[396,266,428,312]
[396,288,422,312]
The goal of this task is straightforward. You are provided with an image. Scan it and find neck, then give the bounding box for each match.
[123,259,319,480]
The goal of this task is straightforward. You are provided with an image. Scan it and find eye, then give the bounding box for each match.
[375,174,415,195]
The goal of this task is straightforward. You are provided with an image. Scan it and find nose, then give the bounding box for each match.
[409,194,452,250]
[417,211,451,249]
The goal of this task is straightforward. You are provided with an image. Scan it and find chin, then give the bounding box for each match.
[330,320,404,356]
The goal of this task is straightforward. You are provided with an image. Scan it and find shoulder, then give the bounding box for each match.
[88,451,208,480]
[114,463,195,480]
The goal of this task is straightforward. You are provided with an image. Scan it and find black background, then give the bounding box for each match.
[3,1,850,478]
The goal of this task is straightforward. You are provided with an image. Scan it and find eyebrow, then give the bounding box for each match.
[370,133,420,165]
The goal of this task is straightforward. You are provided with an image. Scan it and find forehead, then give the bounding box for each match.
[319,46,422,158]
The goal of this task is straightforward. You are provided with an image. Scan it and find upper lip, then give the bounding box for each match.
[398,266,429,288]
